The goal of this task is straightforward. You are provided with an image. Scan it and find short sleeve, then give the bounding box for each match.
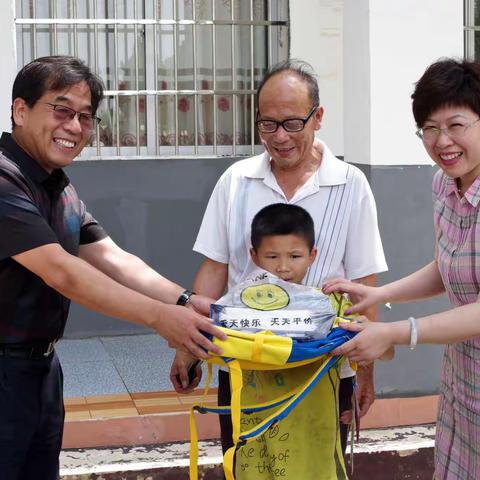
[79,206,108,245]
[193,171,231,264]
[0,174,58,260]
[343,172,388,280]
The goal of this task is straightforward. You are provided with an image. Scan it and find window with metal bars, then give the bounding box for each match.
[465,0,480,59]
[15,0,289,160]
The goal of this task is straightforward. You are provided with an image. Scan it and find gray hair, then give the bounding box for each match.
[256,59,320,109]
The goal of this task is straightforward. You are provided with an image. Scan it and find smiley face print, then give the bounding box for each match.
[240,284,290,311]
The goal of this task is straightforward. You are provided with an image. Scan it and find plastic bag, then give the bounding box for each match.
[211,270,336,341]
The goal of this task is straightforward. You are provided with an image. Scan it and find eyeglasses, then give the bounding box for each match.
[416,118,480,142]
[256,105,318,133]
[45,103,101,130]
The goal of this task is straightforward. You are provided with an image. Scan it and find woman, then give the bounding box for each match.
[323,58,480,480]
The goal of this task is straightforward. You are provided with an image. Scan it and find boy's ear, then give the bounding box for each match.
[250,247,259,265]
[309,247,318,265]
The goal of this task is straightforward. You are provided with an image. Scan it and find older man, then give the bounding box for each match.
[171,59,387,457]
[0,55,225,480]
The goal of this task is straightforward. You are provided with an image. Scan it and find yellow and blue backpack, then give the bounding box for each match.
[189,275,358,480]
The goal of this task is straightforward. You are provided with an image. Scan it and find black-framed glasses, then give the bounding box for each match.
[416,118,480,142]
[45,103,101,131]
[256,105,318,133]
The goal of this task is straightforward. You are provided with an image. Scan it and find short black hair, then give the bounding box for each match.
[251,203,315,251]
[11,55,104,129]
[256,58,320,111]
[412,58,480,128]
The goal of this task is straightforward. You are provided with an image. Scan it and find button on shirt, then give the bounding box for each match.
[0,132,106,343]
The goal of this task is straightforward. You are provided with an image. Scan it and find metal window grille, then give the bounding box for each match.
[465,0,480,59]
[15,0,289,160]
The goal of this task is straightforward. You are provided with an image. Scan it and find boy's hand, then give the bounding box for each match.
[169,350,203,393]
[187,294,216,316]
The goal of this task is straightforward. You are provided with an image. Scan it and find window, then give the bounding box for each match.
[15,0,289,159]
[465,0,480,59]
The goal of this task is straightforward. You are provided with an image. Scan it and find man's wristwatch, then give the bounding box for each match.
[176,289,195,306]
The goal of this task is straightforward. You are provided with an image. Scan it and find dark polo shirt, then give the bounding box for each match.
[0,132,107,344]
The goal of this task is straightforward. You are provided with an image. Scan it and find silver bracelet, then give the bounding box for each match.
[408,317,417,350]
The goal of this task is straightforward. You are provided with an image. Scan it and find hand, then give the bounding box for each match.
[170,350,203,393]
[332,319,395,363]
[339,364,375,424]
[356,364,375,418]
[152,304,227,359]
[187,294,216,316]
[322,278,384,315]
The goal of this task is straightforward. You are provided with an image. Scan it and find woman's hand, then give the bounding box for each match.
[322,278,385,314]
[332,318,395,363]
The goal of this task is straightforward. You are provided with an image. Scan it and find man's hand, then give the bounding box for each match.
[356,364,375,418]
[322,278,385,315]
[170,350,203,393]
[339,364,375,425]
[151,304,226,359]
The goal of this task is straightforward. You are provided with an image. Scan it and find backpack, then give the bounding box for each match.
[189,292,357,480]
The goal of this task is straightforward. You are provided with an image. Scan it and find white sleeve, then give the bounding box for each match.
[193,172,231,264]
[343,172,388,280]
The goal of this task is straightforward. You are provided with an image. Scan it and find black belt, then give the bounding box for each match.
[0,341,56,359]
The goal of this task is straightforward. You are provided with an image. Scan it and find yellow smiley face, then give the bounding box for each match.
[240,284,290,311]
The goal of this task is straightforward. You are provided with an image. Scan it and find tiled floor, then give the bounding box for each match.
[64,390,219,421]
[56,334,218,397]
[56,334,219,421]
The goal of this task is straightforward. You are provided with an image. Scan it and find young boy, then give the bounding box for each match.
[249,202,317,286]
[225,203,348,480]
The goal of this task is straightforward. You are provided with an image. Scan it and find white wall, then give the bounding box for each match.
[344,0,464,166]
[290,0,344,156]
[0,1,17,134]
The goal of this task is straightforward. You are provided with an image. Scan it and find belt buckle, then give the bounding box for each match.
[43,341,56,357]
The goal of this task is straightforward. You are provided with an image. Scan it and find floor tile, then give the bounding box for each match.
[62,361,127,397]
[56,338,110,363]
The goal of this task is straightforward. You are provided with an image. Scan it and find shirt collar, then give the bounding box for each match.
[463,175,480,207]
[243,140,348,187]
[445,174,480,207]
[0,131,70,194]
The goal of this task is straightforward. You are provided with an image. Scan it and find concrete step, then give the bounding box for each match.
[60,424,435,480]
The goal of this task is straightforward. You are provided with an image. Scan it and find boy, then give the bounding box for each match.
[230,203,348,479]
[178,203,351,479]
[249,203,317,285]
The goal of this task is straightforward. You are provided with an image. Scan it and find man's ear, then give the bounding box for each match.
[12,98,28,127]
[313,106,324,131]
[309,247,318,265]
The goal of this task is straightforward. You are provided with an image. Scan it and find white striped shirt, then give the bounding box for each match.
[194,141,387,289]
[194,141,388,376]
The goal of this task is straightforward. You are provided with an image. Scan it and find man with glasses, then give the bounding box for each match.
[170,59,387,465]
[0,55,225,480]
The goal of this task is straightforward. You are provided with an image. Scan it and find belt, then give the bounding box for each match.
[0,341,56,359]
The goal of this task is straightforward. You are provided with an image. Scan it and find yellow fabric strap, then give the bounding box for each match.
[211,327,292,366]
[190,362,214,480]
[229,359,243,444]
[203,361,213,397]
[223,445,236,480]
[252,332,265,363]
[189,406,199,480]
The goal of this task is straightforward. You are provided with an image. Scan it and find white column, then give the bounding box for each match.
[290,0,344,155]
[344,0,463,166]
[0,1,17,134]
